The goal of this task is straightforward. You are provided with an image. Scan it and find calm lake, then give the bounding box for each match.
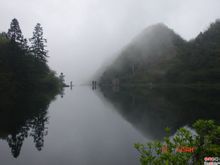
[0,86,220,165]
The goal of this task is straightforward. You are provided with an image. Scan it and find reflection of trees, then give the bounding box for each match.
[30,110,48,151]
[7,128,28,158]
[100,86,220,139]
[0,90,57,158]
[60,88,65,98]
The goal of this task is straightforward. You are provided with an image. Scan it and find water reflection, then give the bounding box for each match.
[0,91,57,158]
[100,86,220,139]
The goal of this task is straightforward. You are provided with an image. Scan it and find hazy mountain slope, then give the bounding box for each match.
[99,20,220,85]
[166,20,220,83]
[99,23,186,84]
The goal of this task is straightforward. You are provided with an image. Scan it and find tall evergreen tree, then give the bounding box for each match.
[7,18,28,50]
[29,23,48,63]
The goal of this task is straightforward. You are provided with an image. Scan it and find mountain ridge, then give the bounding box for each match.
[99,19,220,85]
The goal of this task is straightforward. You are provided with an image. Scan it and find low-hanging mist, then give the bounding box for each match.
[99,20,220,85]
[1,0,220,84]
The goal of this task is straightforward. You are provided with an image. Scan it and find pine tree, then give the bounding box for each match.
[7,18,28,50]
[29,23,48,63]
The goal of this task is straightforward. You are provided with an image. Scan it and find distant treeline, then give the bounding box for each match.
[100,20,220,86]
[0,18,63,94]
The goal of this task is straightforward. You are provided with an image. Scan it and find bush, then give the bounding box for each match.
[134,120,220,165]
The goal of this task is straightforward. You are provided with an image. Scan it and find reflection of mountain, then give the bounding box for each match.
[100,87,220,139]
[0,91,57,158]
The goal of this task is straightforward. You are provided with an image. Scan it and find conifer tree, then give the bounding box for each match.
[29,23,48,63]
[7,18,28,50]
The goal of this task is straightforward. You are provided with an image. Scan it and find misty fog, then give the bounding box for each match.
[2,1,220,164]
[1,0,220,83]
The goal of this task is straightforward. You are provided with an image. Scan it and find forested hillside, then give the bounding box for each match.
[100,20,220,86]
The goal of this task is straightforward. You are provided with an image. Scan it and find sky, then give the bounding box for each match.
[0,0,220,84]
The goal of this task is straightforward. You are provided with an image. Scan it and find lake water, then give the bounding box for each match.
[0,86,220,165]
[0,86,147,165]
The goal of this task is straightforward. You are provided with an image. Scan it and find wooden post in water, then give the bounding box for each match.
[92,81,97,90]
[70,81,73,89]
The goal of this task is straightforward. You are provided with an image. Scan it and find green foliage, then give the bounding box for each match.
[0,19,62,94]
[0,33,9,44]
[135,120,220,165]
[0,19,63,157]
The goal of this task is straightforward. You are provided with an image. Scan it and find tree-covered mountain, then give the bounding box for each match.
[99,20,220,86]
[167,19,220,84]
